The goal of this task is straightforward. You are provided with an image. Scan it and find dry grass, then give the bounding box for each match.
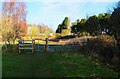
[97,35,117,47]
[66,38,87,45]
[80,36,97,39]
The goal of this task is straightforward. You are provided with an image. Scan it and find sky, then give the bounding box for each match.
[0,0,118,31]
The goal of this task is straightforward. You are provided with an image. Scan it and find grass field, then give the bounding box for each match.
[2,52,118,78]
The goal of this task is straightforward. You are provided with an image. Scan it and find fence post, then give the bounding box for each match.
[45,38,48,52]
[32,39,35,53]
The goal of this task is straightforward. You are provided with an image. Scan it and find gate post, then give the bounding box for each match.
[45,38,48,52]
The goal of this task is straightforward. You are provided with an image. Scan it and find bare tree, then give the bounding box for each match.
[1,0,27,44]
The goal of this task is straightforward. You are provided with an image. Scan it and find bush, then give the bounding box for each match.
[55,33,61,38]
[85,35,119,67]
[2,44,18,53]
[61,29,71,36]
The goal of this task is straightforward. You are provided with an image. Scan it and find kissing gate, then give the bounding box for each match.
[18,38,49,53]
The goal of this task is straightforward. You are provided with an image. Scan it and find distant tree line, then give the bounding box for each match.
[71,13,111,36]
[56,1,120,47]
[28,24,54,37]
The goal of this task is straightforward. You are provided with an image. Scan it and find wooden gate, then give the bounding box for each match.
[18,40,35,53]
[18,38,49,53]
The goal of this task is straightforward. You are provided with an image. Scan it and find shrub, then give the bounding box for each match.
[55,33,61,38]
[61,29,71,36]
[85,35,119,67]
[2,44,18,53]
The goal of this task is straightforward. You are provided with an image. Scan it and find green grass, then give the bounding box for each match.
[2,52,118,77]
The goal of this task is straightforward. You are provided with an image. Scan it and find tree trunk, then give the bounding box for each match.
[7,38,10,45]
[13,35,16,44]
[5,39,7,50]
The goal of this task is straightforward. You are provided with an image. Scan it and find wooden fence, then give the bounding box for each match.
[18,38,87,53]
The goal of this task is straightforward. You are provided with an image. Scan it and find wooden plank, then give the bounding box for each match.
[23,40,33,41]
[23,40,34,43]
[19,47,33,49]
[18,44,33,46]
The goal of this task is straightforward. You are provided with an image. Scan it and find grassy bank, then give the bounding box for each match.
[2,52,118,78]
